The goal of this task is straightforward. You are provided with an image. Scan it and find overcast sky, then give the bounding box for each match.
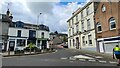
[1,0,90,33]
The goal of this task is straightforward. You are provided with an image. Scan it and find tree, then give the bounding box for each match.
[54,31,58,34]
[63,36,68,42]
[27,43,36,54]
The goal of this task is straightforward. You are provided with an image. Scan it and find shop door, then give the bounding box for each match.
[9,41,15,51]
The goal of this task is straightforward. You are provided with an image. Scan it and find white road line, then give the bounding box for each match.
[69,57,76,60]
[95,56,103,59]
[99,60,107,63]
[61,57,67,60]
[88,59,96,62]
[109,61,117,64]
[79,59,86,61]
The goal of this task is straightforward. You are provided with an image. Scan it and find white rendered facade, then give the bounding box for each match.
[68,2,97,51]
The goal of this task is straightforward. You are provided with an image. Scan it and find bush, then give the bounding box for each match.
[24,43,38,52]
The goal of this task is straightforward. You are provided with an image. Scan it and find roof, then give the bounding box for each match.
[52,37,63,45]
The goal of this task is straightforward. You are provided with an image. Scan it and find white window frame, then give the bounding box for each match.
[76,15,78,22]
[87,19,91,30]
[82,36,85,46]
[109,17,116,30]
[81,21,84,32]
[102,5,106,12]
[76,23,79,33]
[97,22,102,33]
[81,11,83,18]
[88,35,92,45]
[86,7,90,15]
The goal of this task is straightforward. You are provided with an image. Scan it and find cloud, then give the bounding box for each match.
[1,0,87,33]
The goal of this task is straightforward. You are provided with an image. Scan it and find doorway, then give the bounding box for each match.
[76,37,79,49]
[99,41,104,53]
[9,41,15,51]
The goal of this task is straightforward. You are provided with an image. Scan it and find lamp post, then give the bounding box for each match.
[36,13,42,48]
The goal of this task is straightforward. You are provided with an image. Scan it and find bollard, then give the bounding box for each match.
[34,49,36,54]
[8,48,10,55]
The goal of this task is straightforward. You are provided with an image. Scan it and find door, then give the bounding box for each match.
[99,42,104,53]
[9,41,15,51]
[76,37,79,49]
[42,40,47,49]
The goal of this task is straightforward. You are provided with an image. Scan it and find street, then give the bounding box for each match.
[2,49,116,66]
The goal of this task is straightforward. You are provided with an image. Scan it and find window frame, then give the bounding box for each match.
[81,21,84,32]
[97,22,102,33]
[87,19,91,30]
[88,35,92,45]
[102,4,106,12]
[109,17,116,30]
[82,36,85,46]
[17,30,21,37]
[86,7,90,15]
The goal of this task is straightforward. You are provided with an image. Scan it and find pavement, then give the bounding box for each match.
[2,50,56,57]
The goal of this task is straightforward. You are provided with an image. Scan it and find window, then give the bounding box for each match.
[17,39,25,46]
[76,15,78,22]
[109,17,116,30]
[73,39,75,46]
[72,28,74,35]
[69,29,71,36]
[70,40,71,47]
[17,30,21,37]
[29,30,36,38]
[102,4,106,12]
[41,32,44,38]
[87,19,90,30]
[76,24,79,33]
[82,36,85,46]
[97,22,102,32]
[86,7,90,15]
[88,35,92,45]
[72,19,74,25]
[81,21,84,32]
[69,21,71,27]
[81,11,83,18]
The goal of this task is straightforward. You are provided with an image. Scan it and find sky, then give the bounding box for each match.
[0,0,90,34]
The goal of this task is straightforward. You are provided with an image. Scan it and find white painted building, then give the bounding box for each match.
[6,21,50,51]
[67,2,98,51]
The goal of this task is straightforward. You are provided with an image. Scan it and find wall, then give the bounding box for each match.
[8,27,29,37]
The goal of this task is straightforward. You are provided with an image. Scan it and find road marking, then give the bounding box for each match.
[73,55,94,60]
[99,60,107,63]
[69,57,76,60]
[95,56,103,59]
[109,61,117,64]
[88,59,96,62]
[79,59,86,61]
[61,57,67,60]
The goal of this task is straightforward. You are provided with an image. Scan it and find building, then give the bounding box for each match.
[0,9,13,51]
[49,32,68,42]
[95,1,120,53]
[67,2,98,51]
[6,21,50,51]
[49,32,68,48]
[1,9,50,51]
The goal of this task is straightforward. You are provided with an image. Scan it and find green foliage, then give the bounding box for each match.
[27,43,36,49]
[63,36,68,42]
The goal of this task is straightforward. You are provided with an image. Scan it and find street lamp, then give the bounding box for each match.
[36,13,42,48]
